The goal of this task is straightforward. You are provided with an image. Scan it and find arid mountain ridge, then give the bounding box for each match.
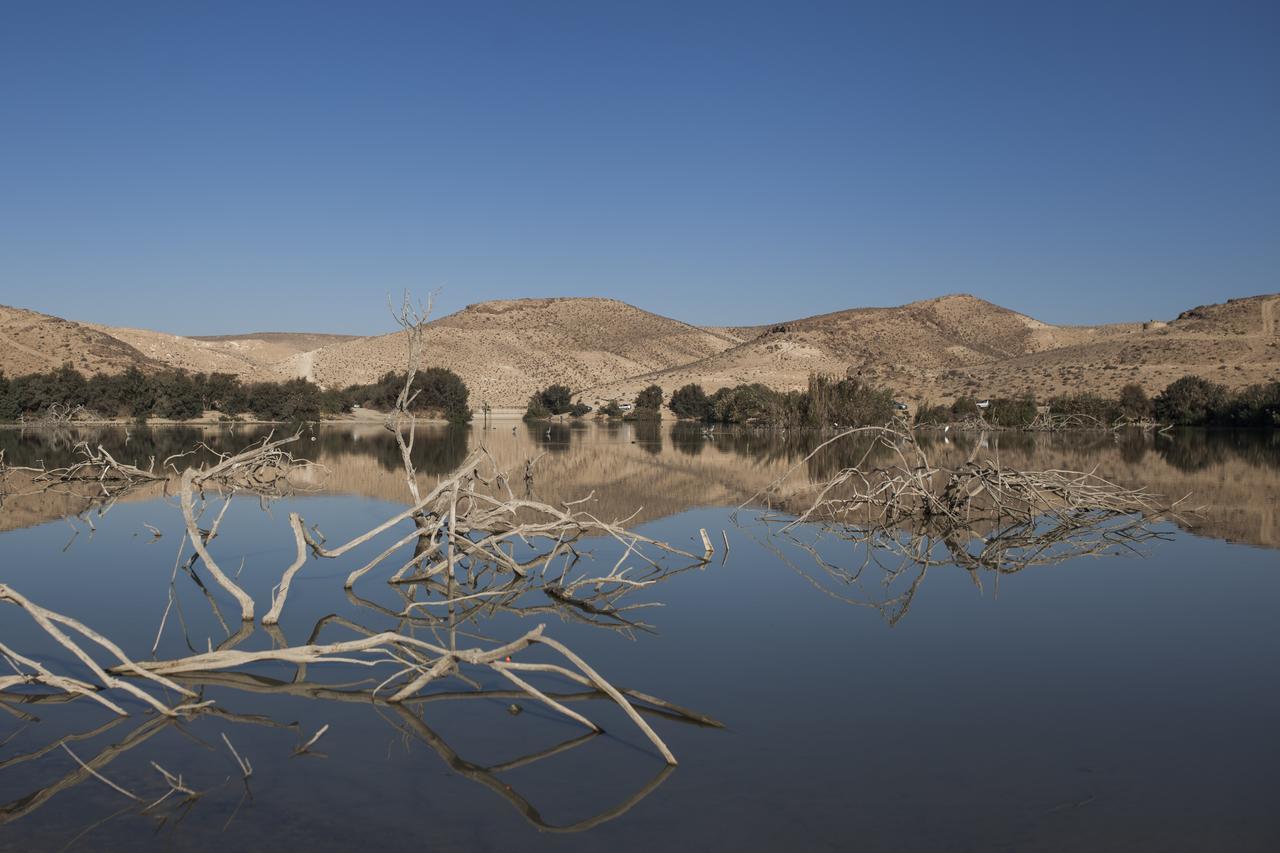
[2,293,1277,407]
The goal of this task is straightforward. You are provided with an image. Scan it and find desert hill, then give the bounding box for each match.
[579,294,1129,404]
[306,297,742,406]
[0,305,159,376]
[2,292,1276,408]
[582,293,1279,406]
[94,327,360,379]
[950,293,1280,401]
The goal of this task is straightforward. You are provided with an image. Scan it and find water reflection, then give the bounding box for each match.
[0,474,719,844]
[4,422,1280,548]
[3,421,1280,849]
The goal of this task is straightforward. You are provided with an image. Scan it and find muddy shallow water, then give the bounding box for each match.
[1,422,1277,851]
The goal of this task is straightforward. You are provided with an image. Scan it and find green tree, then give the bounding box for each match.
[0,373,17,422]
[913,401,950,425]
[1225,382,1280,427]
[523,393,552,420]
[986,395,1038,427]
[805,375,894,427]
[1154,375,1229,425]
[950,397,980,419]
[669,384,711,419]
[152,371,204,420]
[538,384,574,415]
[634,385,664,411]
[1118,383,1151,419]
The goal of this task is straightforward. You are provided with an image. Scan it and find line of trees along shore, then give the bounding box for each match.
[0,366,471,424]
[669,376,896,427]
[4,365,1277,429]
[916,377,1280,428]
[665,375,1279,429]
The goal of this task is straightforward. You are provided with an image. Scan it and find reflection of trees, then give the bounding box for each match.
[631,420,663,456]
[1117,429,1148,464]
[669,423,706,457]
[313,423,470,474]
[0,425,225,469]
[1155,427,1280,473]
[526,421,573,453]
[0,423,473,477]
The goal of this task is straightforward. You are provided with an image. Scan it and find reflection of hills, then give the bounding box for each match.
[2,423,1278,549]
[312,422,782,528]
[907,431,1280,549]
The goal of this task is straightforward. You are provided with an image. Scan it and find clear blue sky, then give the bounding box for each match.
[1,1,1276,335]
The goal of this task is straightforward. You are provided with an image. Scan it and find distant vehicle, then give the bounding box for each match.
[976,399,990,409]
[893,401,909,411]
[619,402,634,411]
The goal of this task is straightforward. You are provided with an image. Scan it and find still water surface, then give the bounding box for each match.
[1,422,1277,851]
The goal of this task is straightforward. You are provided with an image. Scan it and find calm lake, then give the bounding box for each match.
[1,421,1278,851]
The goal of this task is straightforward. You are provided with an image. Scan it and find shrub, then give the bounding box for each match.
[1048,394,1120,423]
[985,396,1038,428]
[522,384,576,419]
[1154,376,1229,425]
[345,369,470,422]
[707,384,781,424]
[539,384,574,415]
[0,373,17,422]
[669,384,711,420]
[951,397,980,418]
[1118,383,1151,419]
[1225,382,1280,427]
[805,375,894,427]
[523,394,552,420]
[634,385,664,411]
[914,401,951,425]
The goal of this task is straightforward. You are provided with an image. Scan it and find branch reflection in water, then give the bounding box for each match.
[1,429,724,843]
[739,426,1185,626]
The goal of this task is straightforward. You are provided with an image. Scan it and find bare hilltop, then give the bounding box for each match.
[2,292,1277,407]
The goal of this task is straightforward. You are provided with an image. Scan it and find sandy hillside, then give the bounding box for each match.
[945,293,1280,402]
[0,305,159,375]
[701,325,764,343]
[582,294,1126,403]
[3,292,1276,407]
[95,327,359,379]
[305,297,742,405]
[585,293,1279,405]
[191,332,359,370]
